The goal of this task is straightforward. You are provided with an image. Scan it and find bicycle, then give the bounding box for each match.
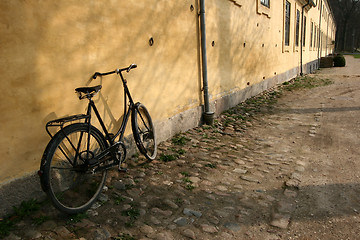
[38,64,157,214]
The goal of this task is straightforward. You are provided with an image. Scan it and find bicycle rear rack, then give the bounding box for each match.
[45,114,90,138]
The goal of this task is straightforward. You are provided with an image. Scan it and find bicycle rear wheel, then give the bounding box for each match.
[40,123,108,214]
[131,103,157,160]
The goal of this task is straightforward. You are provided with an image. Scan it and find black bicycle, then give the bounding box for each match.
[38,64,157,214]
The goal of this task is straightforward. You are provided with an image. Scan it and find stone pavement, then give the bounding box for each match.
[4,56,360,239]
[3,83,308,240]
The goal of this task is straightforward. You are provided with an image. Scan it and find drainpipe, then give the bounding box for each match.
[199,0,214,125]
[300,1,311,76]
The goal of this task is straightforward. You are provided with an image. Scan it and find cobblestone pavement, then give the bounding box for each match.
[4,85,305,240]
[3,57,360,240]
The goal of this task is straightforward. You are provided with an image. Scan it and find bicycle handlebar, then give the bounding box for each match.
[125,63,137,73]
[92,64,137,79]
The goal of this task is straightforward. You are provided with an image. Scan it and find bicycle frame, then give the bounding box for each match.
[80,68,138,169]
[87,69,136,146]
[44,66,138,170]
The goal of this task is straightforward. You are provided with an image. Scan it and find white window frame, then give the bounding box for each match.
[295,9,300,47]
[302,15,307,47]
[283,0,291,50]
[310,21,313,49]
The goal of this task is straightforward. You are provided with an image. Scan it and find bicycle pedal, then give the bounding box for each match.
[118,167,127,173]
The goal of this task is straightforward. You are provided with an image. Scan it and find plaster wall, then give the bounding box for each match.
[204,0,335,104]
[0,0,200,184]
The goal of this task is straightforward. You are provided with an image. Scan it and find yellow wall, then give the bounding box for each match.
[0,0,335,185]
[0,0,200,184]
[207,0,284,100]
[205,0,335,102]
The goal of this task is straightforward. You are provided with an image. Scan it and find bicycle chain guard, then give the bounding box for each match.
[87,141,126,173]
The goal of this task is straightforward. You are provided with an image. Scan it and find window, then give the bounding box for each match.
[295,10,300,47]
[261,0,270,7]
[310,22,313,48]
[302,16,307,47]
[285,1,291,46]
[316,27,320,49]
[314,26,317,48]
[257,0,271,17]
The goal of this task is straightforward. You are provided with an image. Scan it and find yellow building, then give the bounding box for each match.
[0,0,335,215]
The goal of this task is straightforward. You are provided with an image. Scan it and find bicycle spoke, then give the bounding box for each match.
[132,103,157,160]
[44,123,107,214]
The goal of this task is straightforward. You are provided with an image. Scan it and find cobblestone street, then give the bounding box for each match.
[3,56,360,240]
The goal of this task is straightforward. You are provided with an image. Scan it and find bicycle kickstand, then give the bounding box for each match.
[118,162,127,173]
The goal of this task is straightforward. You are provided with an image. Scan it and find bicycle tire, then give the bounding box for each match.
[40,123,108,214]
[131,103,157,161]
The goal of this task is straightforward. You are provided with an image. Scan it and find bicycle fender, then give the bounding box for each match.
[38,139,57,192]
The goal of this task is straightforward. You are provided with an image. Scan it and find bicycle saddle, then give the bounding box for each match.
[75,85,102,99]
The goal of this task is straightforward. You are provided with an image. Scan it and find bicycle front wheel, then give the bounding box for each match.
[131,103,157,161]
[41,123,108,214]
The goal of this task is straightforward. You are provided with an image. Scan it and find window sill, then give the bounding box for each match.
[257,0,271,18]
[229,0,242,7]
[283,45,291,53]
